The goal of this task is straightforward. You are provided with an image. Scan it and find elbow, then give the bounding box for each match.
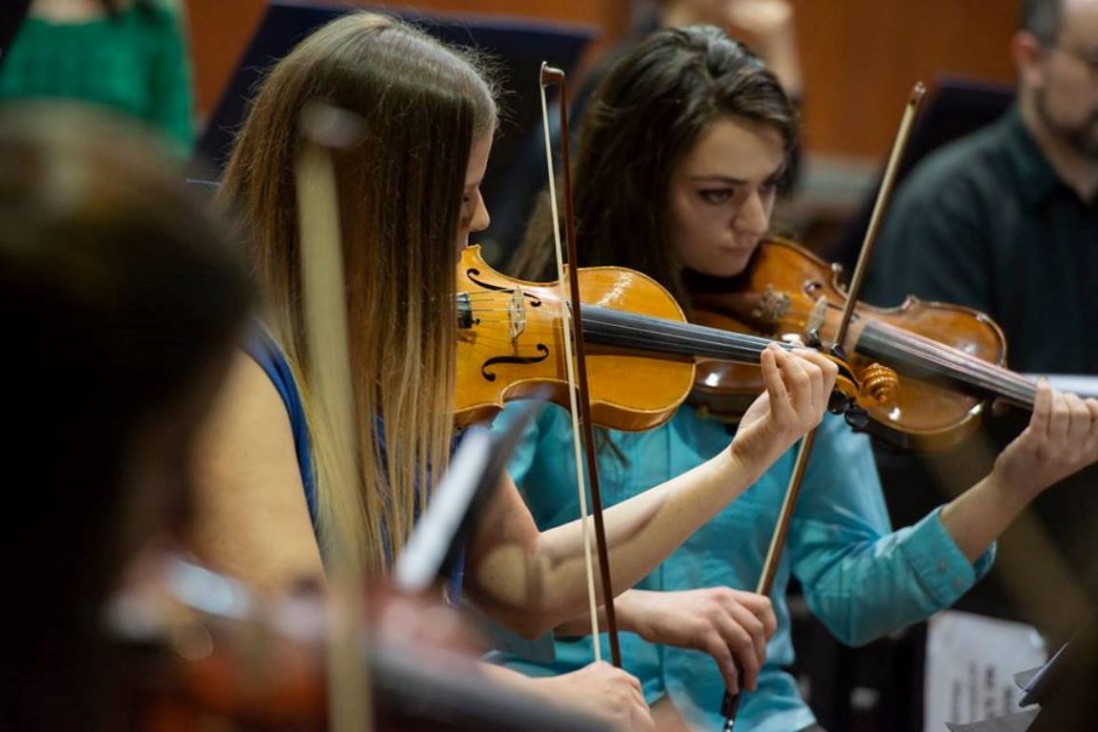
[821,614,887,648]
[838,628,877,649]
[466,591,559,641]
[502,607,559,641]
[515,618,556,641]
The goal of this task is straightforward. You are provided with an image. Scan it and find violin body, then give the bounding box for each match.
[455,245,694,432]
[116,558,606,732]
[691,238,1010,451]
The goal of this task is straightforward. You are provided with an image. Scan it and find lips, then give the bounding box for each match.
[720,245,754,257]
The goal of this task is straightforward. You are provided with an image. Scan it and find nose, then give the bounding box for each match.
[734,190,770,238]
[469,191,490,234]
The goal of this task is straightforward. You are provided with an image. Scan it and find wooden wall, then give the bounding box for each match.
[184,0,1021,161]
[790,0,1020,158]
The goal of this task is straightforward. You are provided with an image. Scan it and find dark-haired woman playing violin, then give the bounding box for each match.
[499,25,1098,732]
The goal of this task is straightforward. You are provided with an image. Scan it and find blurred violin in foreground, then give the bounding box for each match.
[454,245,899,432]
[109,554,607,732]
[690,237,1048,451]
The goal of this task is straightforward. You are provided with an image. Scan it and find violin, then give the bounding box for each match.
[454,244,897,431]
[110,555,607,732]
[689,236,1039,451]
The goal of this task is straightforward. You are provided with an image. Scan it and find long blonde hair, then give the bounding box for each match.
[220,12,497,573]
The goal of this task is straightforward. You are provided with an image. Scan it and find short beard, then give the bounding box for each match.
[1035,87,1098,160]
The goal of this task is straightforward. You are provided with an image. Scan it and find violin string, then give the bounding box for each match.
[711,293,1036,405]
[465,290,1041,407]
[864,322,1035,399]
[859,322,1035,405]
[864,338,1034,406]
[464,303,791,364]
[463,293,794,355]
[796,298,1037,399]
[465,294,1035,404]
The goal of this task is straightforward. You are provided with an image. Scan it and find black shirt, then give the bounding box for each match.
[864,106,1098,374]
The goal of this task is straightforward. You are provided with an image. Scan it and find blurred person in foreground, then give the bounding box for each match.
[0,103,251,730]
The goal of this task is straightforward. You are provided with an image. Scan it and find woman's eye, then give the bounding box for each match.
[699,189,734,205]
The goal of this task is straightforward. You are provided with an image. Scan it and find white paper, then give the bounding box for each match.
[924,610,1046,732]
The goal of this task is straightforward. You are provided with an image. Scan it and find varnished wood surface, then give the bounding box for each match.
[455,245,694,432]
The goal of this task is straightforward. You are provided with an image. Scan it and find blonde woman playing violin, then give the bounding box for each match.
[188,12,838,731]
[501,26,1098,732]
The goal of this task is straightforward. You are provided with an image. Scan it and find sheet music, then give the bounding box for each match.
[924,611,1046,732]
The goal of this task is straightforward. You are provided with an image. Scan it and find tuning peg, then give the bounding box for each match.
[827,390,851,415]
[844,407,869,431]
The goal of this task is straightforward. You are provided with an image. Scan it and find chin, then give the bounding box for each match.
[705,252,752,278]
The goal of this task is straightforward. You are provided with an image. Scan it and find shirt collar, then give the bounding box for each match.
[1002,106,1071,209]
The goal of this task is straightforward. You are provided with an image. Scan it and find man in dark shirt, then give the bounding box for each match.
[862,0,1098,634]
[865,0,1098,373]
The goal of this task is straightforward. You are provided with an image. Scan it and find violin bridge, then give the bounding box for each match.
[508,287,527,342]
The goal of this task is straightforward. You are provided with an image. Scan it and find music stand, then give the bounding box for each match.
[194,0,595,230]
[395,398,545,592]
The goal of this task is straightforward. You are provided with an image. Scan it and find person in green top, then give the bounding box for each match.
[0,0,195,155]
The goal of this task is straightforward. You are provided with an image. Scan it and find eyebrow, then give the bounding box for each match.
[689,175,747,185]
[690,169,785,186]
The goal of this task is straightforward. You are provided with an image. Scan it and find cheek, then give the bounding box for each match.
[669,196,726,262]
[666,192,698,263]
[1047,68,1098,115]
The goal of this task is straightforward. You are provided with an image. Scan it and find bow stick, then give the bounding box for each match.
[295,102,374,732]
[721,82,926,730]
[539,63,622,667]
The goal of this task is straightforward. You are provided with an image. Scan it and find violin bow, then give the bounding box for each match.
[720,82,927,730]
[538,63,622,667]
[295,103,374,732]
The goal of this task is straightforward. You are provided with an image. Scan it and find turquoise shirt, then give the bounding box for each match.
[493,404,994,731]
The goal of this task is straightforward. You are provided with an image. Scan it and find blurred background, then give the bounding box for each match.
[185,0,1021,259]
[0,2,1035,729]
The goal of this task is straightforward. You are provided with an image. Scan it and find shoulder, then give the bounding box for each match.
[190,350,322,591]
[191,349,307,513]
[205,350,298,452]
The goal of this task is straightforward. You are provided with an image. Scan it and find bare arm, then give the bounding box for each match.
[941,382,1098,562]
[188,352,325,593]
[465,346,836,637]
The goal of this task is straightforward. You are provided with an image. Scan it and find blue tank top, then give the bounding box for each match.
[243,326,464,599]
[244,327,318,528]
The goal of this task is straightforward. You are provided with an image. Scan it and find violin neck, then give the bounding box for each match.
[857,320,1035,409]
[580,305,785,363]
